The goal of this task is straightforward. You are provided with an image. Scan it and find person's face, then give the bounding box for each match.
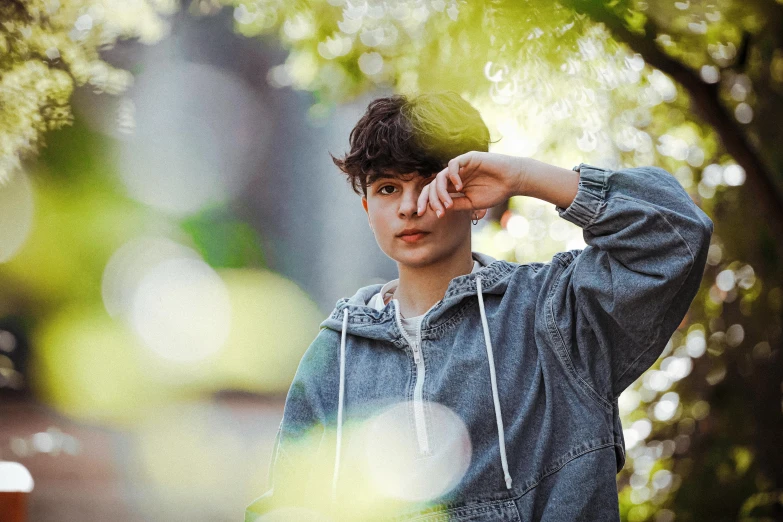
[361,171,485,268]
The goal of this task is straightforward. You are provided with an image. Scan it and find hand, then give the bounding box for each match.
[416,151,526,218]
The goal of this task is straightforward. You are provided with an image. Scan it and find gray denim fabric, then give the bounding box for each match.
[245,163,714,521]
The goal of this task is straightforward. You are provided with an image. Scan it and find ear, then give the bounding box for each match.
[475,208,489,220]
[362,196,372,230]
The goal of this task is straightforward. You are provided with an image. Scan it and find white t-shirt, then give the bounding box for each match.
[369,260,483,338]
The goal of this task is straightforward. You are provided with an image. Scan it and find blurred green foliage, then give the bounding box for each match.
[0,0,177,184]
[2,0,783,520]
[180,208,267,269]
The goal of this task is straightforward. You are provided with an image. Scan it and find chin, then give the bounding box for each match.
[390,246,442,268]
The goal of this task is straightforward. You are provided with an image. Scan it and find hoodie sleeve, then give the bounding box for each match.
[545,163,713,406]
[245,327,334,521]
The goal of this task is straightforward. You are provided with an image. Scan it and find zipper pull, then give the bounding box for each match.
[412,342,421,364]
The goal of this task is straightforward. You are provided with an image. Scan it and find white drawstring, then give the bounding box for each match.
[332,308,349,501]
[476,276,513,490]
[331,279,512,497]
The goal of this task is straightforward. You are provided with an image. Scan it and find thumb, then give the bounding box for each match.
[447,194,478,212]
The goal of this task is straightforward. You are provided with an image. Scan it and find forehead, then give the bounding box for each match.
[367,170,434,185]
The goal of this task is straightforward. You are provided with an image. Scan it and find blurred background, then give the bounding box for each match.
[0,0,781,521]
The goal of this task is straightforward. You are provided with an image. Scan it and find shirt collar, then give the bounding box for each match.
[369,259,483,311]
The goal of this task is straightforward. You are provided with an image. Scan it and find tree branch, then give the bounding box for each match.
[560,0,783,245]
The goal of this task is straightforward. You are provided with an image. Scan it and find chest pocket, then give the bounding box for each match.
[395,499,521,521]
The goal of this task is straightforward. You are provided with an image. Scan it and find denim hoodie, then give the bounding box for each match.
[245,163,714,521]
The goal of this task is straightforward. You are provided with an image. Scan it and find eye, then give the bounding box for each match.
[378,185,397,195]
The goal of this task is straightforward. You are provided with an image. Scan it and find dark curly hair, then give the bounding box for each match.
[330,91,495,197]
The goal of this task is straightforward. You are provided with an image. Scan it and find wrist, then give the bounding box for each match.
[512,157,532,197]
[517,158,581,208]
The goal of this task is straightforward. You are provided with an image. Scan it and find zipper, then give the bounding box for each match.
[393,299,430,456]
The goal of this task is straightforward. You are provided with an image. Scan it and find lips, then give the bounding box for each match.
[397,228,428,237]
[398,230,429,243]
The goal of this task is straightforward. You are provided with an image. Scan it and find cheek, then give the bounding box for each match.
[368,211,391,237]
[440,211,469,228]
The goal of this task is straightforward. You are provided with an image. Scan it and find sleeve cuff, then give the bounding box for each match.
[555,163,610,229]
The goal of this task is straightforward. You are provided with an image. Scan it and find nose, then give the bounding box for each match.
[398,185,421,219]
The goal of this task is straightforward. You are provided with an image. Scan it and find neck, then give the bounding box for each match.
[394,243,475,318]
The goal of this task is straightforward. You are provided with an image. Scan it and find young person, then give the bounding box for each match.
[245,91,714,521]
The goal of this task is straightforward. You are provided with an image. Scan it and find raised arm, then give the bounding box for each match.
[538,163,713,405]
[516,157,581,209]
[414,153,712,405]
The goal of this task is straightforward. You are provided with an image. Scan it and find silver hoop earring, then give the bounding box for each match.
[471,216,479,225]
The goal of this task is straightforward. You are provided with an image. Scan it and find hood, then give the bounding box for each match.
[319,251,514,342]
[366,258,483,312]
[320,250,519,500]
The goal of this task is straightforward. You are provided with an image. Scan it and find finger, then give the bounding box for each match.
[428,180,445,218]
[417,184,430,215]
[448,166,463,192]
[435,169,453,209]
[449,157,461,192]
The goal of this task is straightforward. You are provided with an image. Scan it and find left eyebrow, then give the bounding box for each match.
[370,174,398,184]
[369,172,434,186]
